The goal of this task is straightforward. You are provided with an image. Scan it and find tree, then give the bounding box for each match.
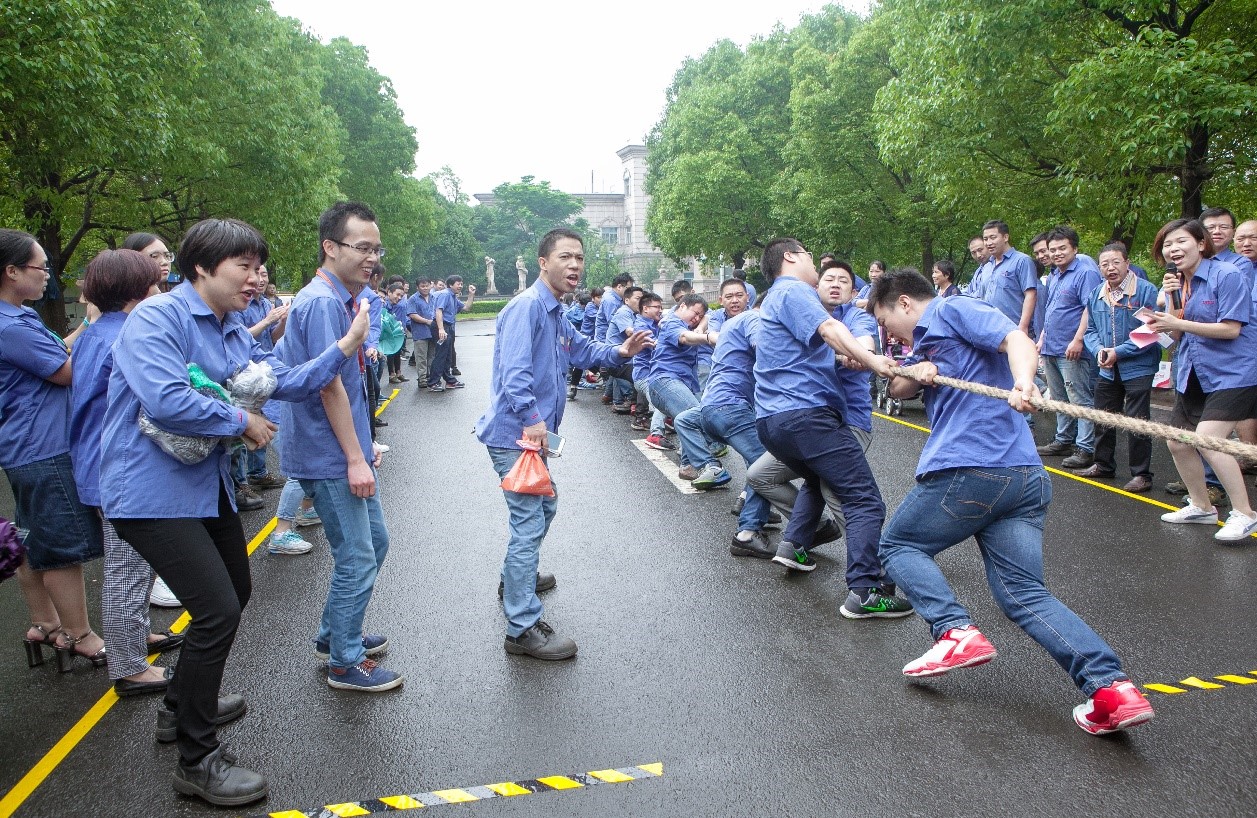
[412,168,485,287]
[471,176,584,287]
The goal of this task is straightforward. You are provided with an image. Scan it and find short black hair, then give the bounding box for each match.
[0,228,37,272]
[1099,242,1129,259]
[762,237,804,281]
[122,232,163,253]
[611,273,634,288]
[445,275,462,286]
[1200,207,1235,228]
[719,278,747,294]
[318,201,377,264]
[623,285,644,301]
[1030,231,1050,248]
[679,293,707,311]
[1047,226,1079,248]
[416,276,432,285]
[590,287,605,298]
[539,227,583,258]
[176,218,268,283]
[638,291,663,310]
[982,219,1010,237]
[82,249,161,313]
[731,268,747,280]
[671,279,693,298]
[932,259,956,282]
[819,255,852,275]
[867,267,935,311]
[387,282,405,294]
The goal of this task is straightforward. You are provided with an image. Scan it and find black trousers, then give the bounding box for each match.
[113,485,250,765]
[1093,372,1153,478]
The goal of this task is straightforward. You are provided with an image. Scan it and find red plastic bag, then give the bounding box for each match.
[500,447,555,497]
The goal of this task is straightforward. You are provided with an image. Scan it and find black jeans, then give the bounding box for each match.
[428,323,456,386]
[1093,372,1153,478]
[113,485,250,765]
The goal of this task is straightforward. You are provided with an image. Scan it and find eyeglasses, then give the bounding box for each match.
[21,264,53,274]
[149,251,175,262]
[331,240,386,258]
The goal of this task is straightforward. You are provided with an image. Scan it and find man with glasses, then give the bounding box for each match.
[279,201,400,692]
[1201,207,1254,285]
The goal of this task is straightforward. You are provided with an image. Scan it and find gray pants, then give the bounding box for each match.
[746,426,872,540]
[101,516,157,680]
[416,337,437,386]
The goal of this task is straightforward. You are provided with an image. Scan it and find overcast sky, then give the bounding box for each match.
[269,0,870,200]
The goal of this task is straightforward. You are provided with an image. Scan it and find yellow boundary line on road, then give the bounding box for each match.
[1143,671,1257,695]
[0,390,401,818]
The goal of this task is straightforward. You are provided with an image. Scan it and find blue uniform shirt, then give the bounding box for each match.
[1214,248,1254,285]
[387,297,411,332]
[631,315,659,383]
[702,310,759,409]
[239,295,276,352]
[0,301,70,470]
[1175,257,1257,392]
[595,289,623,342]
[580,302,597,337]
[405,292,435,341]
[278,272,375,481]
[475,280,625,449]
[68,311,127,507]
[650,314,701,393]
[981,247,1039,332]
[430,288,456,329]
[698,307,727,368]
[832,302,878,433]
[102,282,345,518]
[1083,275,1161,382]
[362,286,383,353]
[754,276,847,419]
[743,282,758,306]
[909,297,1041,478]
[1040,254,1102,357]
[608,304,636,345]
[564,302,585,329]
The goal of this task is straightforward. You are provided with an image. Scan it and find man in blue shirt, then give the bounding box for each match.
[280,201,400,694]
[234,263,289,496]
[962,236,989,297]
[596,274,634,406]
[631,292,668,436]
[647,293,717,477]
[476,227,651,660]
[695,278,748,392]
[405,277,437,389]
[605,284,642,412]
[871,269,1154,736]
[977,220,1038,336]
[1035,226,1103,470]
[753,237,912,620]
[1202,207,1255,284]
[426,275,475,391]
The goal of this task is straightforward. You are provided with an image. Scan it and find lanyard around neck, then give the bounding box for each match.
[315,269,365,374]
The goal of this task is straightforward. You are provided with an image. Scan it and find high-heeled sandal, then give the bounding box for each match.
[55,629,107,673]
[23,624,62,668]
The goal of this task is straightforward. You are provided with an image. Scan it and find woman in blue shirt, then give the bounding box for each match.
[103,218,369,807]
[931,259,961,298]
[1,229,105,671]
[1149,218,1257,541]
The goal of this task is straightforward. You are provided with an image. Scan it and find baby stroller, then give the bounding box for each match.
[874,332,916,417]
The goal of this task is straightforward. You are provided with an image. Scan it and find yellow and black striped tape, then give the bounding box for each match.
[246,762,663,817]
[1144,670,1257,695]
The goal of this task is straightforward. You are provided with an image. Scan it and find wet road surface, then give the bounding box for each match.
[1,323,1254,817]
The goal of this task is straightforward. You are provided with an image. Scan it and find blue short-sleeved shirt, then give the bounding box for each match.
[239,295,276,352]
[0,301,70,469]
[702,310,759,409]
[832,302,878,433]
[697,308,727,368]
[405,293,435,340]
[69,311,127,507]
[754,276,847,419]
[608,304,636,346]
[278,272,375,480]
[910,297,1041,478]
[475,280,624,449]
[1176,257,1257,392]
[102,282,344,518]
[595,290,623,342]
[1214,249,1255,285]
[1040,254,1102,357]
[430,289,457,329]
[649,314,701,393]
[581,302,597,337]
[981,248,1039,330]
[631,315,659,383]
[387,297,411,331]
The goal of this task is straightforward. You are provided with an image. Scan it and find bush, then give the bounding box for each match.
[465,299,509,316]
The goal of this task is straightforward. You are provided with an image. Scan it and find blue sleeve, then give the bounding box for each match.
[1083,291,1102,357]
[252,330,345,402]
[1015,256,1038,291]
[1216,269,1251,324]
[365,294,382,351]
[495,302,542,422]
[944,300,1017,354]
[0,320,66,379]
[781,284,831,343]
[569,328,624,371]
[844,307,878,339]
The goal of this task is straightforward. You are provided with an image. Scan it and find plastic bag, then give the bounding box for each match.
[0,516,26,582]
[138,362,275,465]
[225,360,277,413]
[500,446,555,496]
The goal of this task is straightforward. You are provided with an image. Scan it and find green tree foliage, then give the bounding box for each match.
[412,168,485,287]
[471,177,584,287]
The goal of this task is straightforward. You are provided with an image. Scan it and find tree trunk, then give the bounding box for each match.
[25,194,69,336]
[1180,123,1210,218]
[732,250,745,270]
[919,229,935,276]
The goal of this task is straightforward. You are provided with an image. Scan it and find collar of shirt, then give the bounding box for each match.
[1102,272,1138,307]
[912,297,944,348]
[315,268,355,308]
[172,280,218,318]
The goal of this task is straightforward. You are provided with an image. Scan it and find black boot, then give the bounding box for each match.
[172,746,268,807]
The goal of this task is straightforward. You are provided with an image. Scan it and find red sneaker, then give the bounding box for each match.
[1072,680,1154,735]
[903,626,997,678]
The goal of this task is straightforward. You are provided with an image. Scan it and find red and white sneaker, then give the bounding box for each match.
[1072,680,1154,735]
[903,626,997,678]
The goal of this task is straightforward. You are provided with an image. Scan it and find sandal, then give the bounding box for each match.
[56,629,107,673]
[23,623,62,668]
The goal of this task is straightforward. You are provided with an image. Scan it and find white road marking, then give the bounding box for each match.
[630,438,700,494]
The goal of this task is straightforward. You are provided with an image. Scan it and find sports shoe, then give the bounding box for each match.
[295,507,321,527]
[677,464,700,481]
[315,633,389,661]
[1164,480,1187,495]
[567,386,577,401]
[691,464,732,490]
[504,620,577,660]
[1036,440,1072,456]
[902,626,996,677]
[629,417,650,431]
[327,659,403,692]
[1215,509,1257,541]
[710,445,730,460]
[150,577,181,608]
[428,383,446,393]
[841,588,915,620]
[1160,503,1218,525]
[612,402,632,414]
[445,380,466,389]
[772,541,816,572]
[248,472,286,491]
[1072,680,1155,735]
[644,433,675,451]
[729,530,774,558]
[234,484,264,512]
[267,530,313,555]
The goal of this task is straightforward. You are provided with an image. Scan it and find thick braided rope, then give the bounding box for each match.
[891,364,1257,464]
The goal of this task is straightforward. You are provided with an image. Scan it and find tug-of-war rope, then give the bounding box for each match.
[892,364,1257,465]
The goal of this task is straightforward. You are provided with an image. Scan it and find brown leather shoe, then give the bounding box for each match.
[1122,475,1152,493]
[677,465,700,481]
[1076,463,1115,479]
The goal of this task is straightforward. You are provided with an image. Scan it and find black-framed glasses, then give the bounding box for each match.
[331,240,386,258]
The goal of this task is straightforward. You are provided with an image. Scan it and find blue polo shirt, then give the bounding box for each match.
[430,288,457,328]
[754,276,846,419]
[1175,257,1257,392]
[702,310,759,409]
[564,302,584,329]
[981,247,1039,332]
[69,311,127,507]
[697,307,727,369]
[278,272,375,481]
[649,314,701,393]
[631,315,659,383]
[475,280,625,449]
[1040,254,1102,357]
[0,301,70,470]
[608,304,636,346]
[595,289,623,342]
[909,297,1041,478]
[1083,275,1161,382]
[386,297,410,331]
[832,301,878,433]
[1214,249,1254,284]
[103,282,345,518]
[581,302,597,337]
[405,292,435,340]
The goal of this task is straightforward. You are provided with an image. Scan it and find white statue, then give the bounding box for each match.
[484,256,497,295]
[516,256,527,292]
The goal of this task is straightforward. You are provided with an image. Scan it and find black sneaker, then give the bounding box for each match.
[729,530,774,559]
[172,746,268,807]
[1060,450,1094,470]
[839,589,915,619]
[812,518,843,546]
[504,621,577,660]
[771,541,816,572]
[234,485,264,512]
[451,367,462,376]
[498,571,557,599]
[1036,441,1072,456]
[156,694,247,742]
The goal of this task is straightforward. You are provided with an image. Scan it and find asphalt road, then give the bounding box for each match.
[1,322,1254,818]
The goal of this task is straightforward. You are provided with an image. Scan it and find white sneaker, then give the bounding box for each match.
[1215,509,1257,541]
[149,577,181,608]
[1160,504,1218,525]
[268,530,314,555]
[294,507,322,527]
[376,443,391,453]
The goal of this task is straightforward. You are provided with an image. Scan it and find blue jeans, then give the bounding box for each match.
[879,466,1126,696]
[700,402,771,531]
[276,477,304,522]
[758,408,887,590]
[650,377,712,466]
[634,378,666,434]
[488,447,558,637]
[1042,355,1096,453]
[299,476,390,669]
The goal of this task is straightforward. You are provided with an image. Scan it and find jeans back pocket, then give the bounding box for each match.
[941,468,1013,521]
